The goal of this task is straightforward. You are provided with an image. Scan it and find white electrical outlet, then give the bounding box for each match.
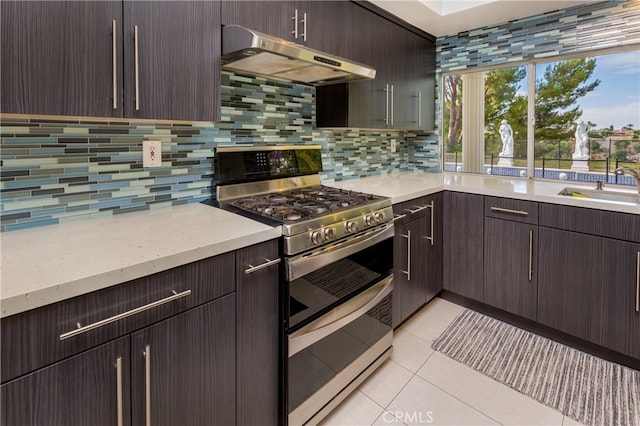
[390,138,397,153]
[143,140,162,167]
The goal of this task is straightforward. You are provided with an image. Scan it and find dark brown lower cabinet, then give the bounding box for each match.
[484,218,538,321]
[131,295,236,426]
[538,227,640,359]
[393,193,442,327]
[236,239,280,425]
[1,337,131,426]
[1,296,236,426]
[442,192,484,301]
[394,217,428,325]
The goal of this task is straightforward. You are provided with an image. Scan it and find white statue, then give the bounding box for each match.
[498,120,514,157]
[572,121,590,160]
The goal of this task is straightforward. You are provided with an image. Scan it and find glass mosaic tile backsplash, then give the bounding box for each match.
[0,71,438,231]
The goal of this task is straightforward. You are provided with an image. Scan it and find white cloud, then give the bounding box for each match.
[596,50,640,75]
[581,100,640,129]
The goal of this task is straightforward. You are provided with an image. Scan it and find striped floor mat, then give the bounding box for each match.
[431,309,640,426]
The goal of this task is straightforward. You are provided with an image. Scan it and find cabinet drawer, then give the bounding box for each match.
[539,203,640,243]
[485,196,538,224]
[393,195,436,223]
[1,252,235,383]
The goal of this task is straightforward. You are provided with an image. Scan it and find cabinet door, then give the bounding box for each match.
[236,240,281,425]
[538,228,640,359]
[131,295,236,426]
[399,33,435,131]
[345,5,399,129]
[221,1,293,40]
[484,218,538,320]
[1,1,123,117]
[443,192,485,301]
[1,337,130,426]
[401,218,429,321]
[393,193,442,326]
[297,1,351,57]
[123,1,220,121]
[424,193,443,302]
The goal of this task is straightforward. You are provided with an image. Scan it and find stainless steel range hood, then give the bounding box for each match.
[221,25,376,86]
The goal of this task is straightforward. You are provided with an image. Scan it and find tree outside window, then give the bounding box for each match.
[442,49,639,186]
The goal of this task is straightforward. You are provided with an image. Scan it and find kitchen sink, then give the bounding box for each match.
[557,187,640,204]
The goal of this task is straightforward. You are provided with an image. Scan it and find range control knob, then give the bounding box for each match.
[374,212,385,223]
[311,230,324,245]
[324,227,336,241]
[364,214,375,226]
[345,221,358,234]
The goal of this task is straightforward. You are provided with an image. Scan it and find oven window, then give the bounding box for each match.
[288,293,392,413]
[288,237,393,330]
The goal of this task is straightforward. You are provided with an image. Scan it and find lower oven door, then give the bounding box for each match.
[287,276,393,425]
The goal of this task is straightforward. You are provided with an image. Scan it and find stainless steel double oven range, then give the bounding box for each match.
[214,145,394,425]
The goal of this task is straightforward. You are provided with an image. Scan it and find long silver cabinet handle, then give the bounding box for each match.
[301,12,307,42]
[402,231,411,280]
[116,357,123,426]
[390,84,394,126]
[490,206,529,216]
[393,214,407,222]
[59,290,191,340]
[384,84,390,126]
[245,258,281,274]
[528,230,533,281]
[425,201,435,246]
[134,25,140,111]
[112,20,118,110]
[636,251,639,313]
[289,275,393,356]
[144,345,151,426]
[292,9,298,39]
[418,91,422,128]
[405,205,429,214]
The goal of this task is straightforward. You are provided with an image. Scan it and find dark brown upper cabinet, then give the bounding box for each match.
[221,1,351,58]
[1,1,124,118]
[1,1,220,121]
[316,2,435,130]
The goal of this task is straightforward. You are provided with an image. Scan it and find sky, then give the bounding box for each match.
[516,50,640,130]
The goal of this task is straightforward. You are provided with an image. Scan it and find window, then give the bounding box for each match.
[443,49,640,186]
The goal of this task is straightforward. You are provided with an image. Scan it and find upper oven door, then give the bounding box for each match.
[287,222,394,331]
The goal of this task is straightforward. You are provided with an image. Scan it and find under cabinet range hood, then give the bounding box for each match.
[221,25,376,86]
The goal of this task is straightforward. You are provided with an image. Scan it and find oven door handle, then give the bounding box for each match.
[288,274,393,357]
[287,222,395,281]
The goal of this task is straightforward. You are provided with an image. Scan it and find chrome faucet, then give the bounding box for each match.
[614,166,640,193]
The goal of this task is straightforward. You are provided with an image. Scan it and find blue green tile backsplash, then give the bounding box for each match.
[1,71,438,231]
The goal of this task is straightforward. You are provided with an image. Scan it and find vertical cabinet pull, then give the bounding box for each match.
[390,84,394,126]
[301,12,307,41]
[418,91,422,128]
[144,345,151,426]
[636,252,639,313]
[402,231,411,281]
[384,84,390,126]
[112,20,118,110]
[425,201,435,246]
[116,357,123,426]
[528,230,533,281]
[291,9,299,39]
[134,25,140,111]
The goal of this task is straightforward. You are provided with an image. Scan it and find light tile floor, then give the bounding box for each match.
[319,297,586,426]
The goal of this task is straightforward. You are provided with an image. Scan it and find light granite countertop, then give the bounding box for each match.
[0,203,281,317]
[2,171,637,318]
[328,171,640,214]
